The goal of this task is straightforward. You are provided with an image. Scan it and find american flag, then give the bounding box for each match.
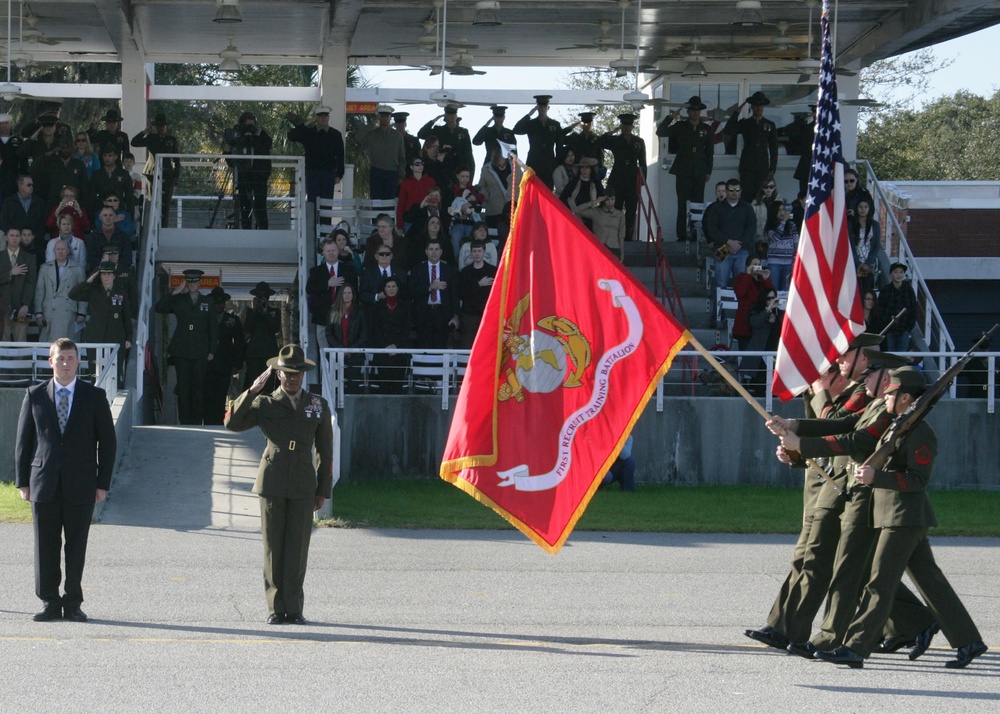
[772,0,865,401]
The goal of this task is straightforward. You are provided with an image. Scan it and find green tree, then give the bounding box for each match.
[858,90,1000,180]
[557,69,638,135]
[858,48,953,116]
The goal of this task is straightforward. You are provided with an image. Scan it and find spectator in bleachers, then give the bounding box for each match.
[404,187,451,265]
[732,255,774,365]
[203,287,245,425]
[450,166,484,210]
[408,237,459,349]
[457,239,497,349]
[0,113,26,199]
[85,206,132,273]
[562,157,604,230]
[286,105,345,207]
[877,262,917,351]
[791,190,807,231]
[843,168,872,219]
[88,145,134,222]
[325,283,367,392]
[850,197,882,294]
[419,136,451,192]
[360,243,405,311]
[447,197,479,260]
[861,289,887,336]
[121,153,144,216]
[578,189,625,262]
[418,105,476,182]
[333,227,363,276]
[369,276,411,394]
[18,227,44,273]
[306,238,357,358]
[699,181,728,242]
[1,175,48,240]
[765,202,798,291]
[478,147,522,250]
[1,227,37,341]
[457,222,498,270]
[102,191,134,237]
[705,178,755,324]
[751,179,781,249]
[410,213,453,269]
[72,131,101,179]
[45,185,91,238]
[47,214,87,269]
[744,288,781,395]
[551,146,576,197]
[363,214,408,271]
[396,155,435,230]
[243,281,282,392]
[33,238,86,343]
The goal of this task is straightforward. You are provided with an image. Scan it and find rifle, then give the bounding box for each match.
[862,324,998,471]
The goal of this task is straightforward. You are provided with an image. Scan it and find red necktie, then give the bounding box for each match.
[329,264,337,302]
[430,263,438,304]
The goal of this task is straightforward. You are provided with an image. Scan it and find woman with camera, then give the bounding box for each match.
[745,288,781,395]
[732,256,775,389]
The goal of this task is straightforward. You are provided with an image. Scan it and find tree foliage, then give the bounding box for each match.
[556,69,638,134]
[858,48,954,115]
[858,90,1000,180]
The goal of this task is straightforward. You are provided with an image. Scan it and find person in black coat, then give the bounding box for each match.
[408,238,459,348]
[513,95,563,189]
[226,111,273,229]
[360,243,406,310]
[203,287,245,425]
[305,238,358,356]
[243,281,282,392]
[325,284,367,392]
[369,276,412,393]
[15,338,117,623]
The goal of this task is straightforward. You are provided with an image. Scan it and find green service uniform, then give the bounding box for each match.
[763,380,871,642]
[656,117,715,241]
[225,387,334,618]
[795,398,934,649]
[155,290,219,425]
[843,422,983,657]
[724,112,778,202]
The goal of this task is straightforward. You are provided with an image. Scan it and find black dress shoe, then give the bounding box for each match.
[63,607,88,623]
[787,641,818,659]
[874,636,916,654]
[744,626,790,650]
[815,645,865,669]
[32,605,62,622]
[909,622,940,661]
[266,614,284,625]
[945,641,988,669]
[286,614,306,625]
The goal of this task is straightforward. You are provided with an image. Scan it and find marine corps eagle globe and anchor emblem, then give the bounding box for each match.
[498,294,592,403]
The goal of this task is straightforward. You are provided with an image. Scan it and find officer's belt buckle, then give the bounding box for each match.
[188,324,194,330]
[288,440,296,451]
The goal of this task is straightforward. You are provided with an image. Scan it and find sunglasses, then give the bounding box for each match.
[411,161,424,166]
[376,252,391,257]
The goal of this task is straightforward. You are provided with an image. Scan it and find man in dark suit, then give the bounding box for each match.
[359,243,404,312]
[15,338,117,623]
[225,344,333,624]
[0,175,47,238]
[305,238,357,358]
[408,237,459,348]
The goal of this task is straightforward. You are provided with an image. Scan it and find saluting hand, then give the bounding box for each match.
[250,366,273,395]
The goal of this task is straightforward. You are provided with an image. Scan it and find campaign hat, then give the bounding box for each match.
[267,344,316,373]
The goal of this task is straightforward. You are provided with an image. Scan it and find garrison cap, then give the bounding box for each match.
[98,261,117,273]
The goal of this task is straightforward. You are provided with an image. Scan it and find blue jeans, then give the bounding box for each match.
[885,331,912,352]
[713,248,748,326]
[769,261,793,292]
[603,456,636,492]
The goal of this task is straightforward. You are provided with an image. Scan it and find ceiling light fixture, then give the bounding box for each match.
[219,36,242,72]
[732,0,764,27]
[214,0,243,24]
[472,1,502,27]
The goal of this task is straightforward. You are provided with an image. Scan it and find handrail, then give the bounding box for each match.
[0,342,119,404]
[316,347,997,415]
[854,160,955,369]
[635,169,663,263]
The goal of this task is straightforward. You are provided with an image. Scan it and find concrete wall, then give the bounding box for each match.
[338,395,1000,490]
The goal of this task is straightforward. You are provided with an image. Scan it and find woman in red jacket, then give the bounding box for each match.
[731,255,775,351]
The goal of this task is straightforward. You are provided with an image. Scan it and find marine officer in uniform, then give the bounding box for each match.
[203,286,244,425]
[657,95,715,242]
[513,95,563,189]
[724,91,778,204]
[417,104,475,183]
[473,105,517,160]
[392,112,423,169]
[67,261,132,382]
[130,113,182,227]
[225,344,333,625]
[243,280,282,392]
[562,112,604,177]
[154,268,218,425]
[598,113,647,243]
[818,367,989,670]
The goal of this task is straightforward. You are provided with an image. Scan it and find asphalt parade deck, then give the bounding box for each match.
[2,426,997,712]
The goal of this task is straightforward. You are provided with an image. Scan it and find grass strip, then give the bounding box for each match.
[0,482,31,524]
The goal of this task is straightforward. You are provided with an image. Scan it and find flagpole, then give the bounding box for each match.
[686,333,846,496]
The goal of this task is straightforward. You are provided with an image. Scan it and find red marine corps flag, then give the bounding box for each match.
[772,0,865,401]
[440,171,689,553]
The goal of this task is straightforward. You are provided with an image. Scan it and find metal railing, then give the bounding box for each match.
[317,347,998,415]
[855,160,955,364]
[0,342,120,403]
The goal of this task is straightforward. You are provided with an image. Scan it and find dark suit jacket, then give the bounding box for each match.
[408,260,459,322]
[305,260,358,326]
[359,263,405,306]
[325,307,367,348]
[15,379,116,505]
[0,193,47,237]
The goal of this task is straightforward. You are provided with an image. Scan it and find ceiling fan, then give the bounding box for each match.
[20,10,79,46]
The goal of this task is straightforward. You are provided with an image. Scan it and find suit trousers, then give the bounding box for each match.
[259,496,315,617]
[174,357,207,425]
[766,503,842,642]
[845,527,982,657]
[810,493,934,649]
[33,498,95,609]
[674,174,706,241]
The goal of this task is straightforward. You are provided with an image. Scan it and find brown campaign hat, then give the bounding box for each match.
[267,344,316,373]
[686,95,707,110]
[249,280,275,298]
[747,91,770,106]
[209,287,231,304]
